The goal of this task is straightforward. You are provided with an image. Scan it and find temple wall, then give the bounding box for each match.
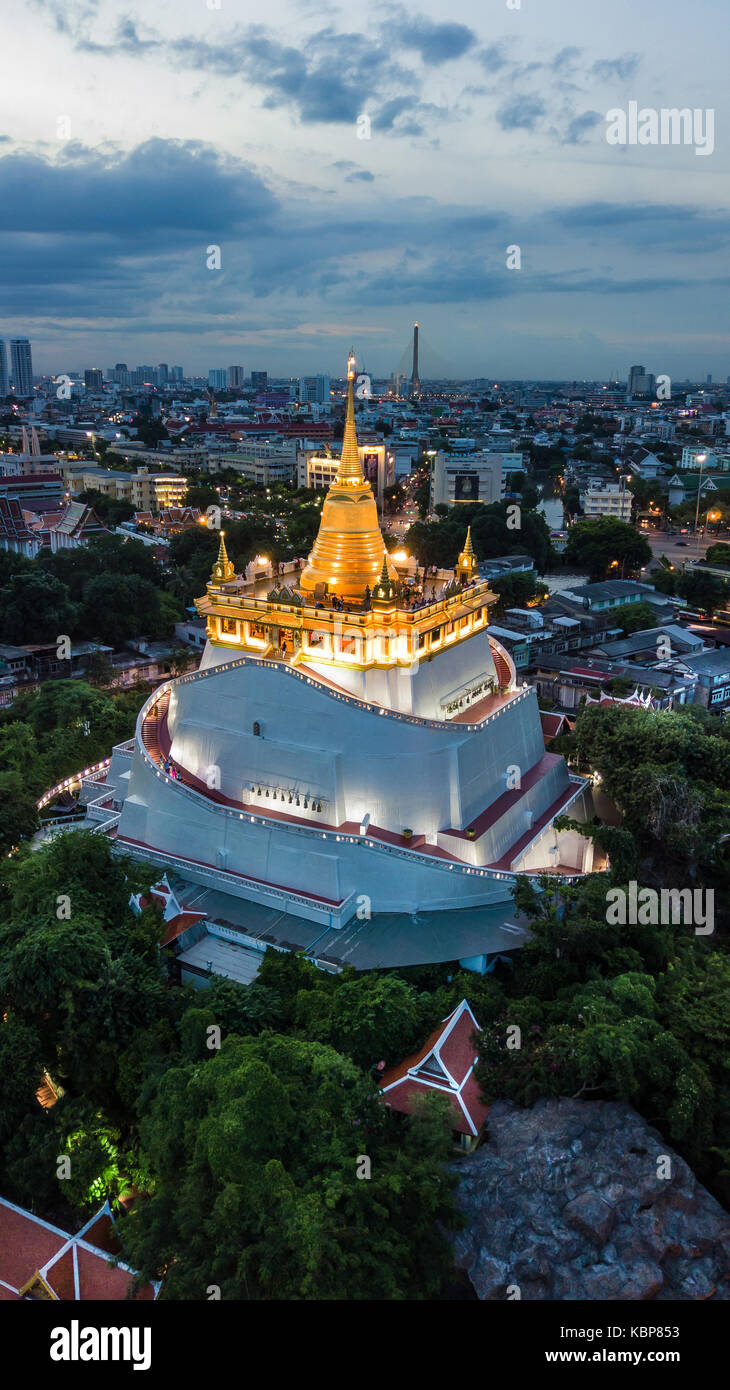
[116,753,515,919]
[164,661,566,846]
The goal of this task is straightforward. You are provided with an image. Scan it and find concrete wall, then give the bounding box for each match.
[116,751,515,919]
[165,660,559,842]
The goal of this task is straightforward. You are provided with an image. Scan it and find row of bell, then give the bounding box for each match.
[250,785,323,813]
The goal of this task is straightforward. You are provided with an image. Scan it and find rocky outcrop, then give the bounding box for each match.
[453,1098,730,1300]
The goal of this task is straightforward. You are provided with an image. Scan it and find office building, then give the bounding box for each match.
[10,338,33,397]
[627,365,656,397]
[431,450,504,508]
[251,371,268,391]
[298,375,330,405]
[208,369,227,392]
[227,366,245,389]
[84,369,104,392]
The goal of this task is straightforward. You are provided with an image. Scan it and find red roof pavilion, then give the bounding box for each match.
[380,999,488,1138]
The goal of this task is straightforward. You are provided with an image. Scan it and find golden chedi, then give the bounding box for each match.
[299,353,398,603]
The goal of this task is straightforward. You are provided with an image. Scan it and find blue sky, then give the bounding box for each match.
[1,0,728,379]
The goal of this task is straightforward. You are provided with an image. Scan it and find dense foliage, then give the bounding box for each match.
[405,500,555,572]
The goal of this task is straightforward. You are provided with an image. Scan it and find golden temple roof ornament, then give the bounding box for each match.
[299,347,398,603]
[336,352,365,484]
[372,554,396,609]
[456,525,477,583]
[210,529,234,585]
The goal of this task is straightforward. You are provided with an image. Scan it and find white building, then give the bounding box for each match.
[431,450,504,508]
[298,375,330,405]
[579,482,633,520]
[680,445,730,473]
[226,440,297,485]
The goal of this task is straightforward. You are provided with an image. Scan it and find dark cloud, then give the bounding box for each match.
[479,43,510,74]
[591,53,641,81]
[552,47,583,73]
[561,110,603,144]
[0,140,275,235]
[391,15,477,65]
[496,96,547,131]
[2,138,726,351]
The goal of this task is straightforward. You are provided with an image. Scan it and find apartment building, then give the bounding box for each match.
[579,481,633,520]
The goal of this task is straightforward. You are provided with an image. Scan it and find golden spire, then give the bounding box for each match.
[210,529,234,584]
[457,526,477,582]
[298,348,398,603]
[336,350,364,483]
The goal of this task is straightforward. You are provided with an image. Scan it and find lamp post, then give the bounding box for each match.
[694,453,707,554]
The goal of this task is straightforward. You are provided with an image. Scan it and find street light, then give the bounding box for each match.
[694,453,708,553]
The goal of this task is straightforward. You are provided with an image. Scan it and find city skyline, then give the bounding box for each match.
[1,0,728,377]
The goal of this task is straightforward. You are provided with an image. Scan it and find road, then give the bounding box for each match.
[643,528,720,568]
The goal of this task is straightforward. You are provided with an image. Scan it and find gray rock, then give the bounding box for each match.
[454,1098,730,1300]
[564,1192,616,1244]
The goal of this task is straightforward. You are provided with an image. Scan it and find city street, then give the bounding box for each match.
[643,527,722,568]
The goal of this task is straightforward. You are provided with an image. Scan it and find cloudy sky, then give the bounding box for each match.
[1,0,727,379]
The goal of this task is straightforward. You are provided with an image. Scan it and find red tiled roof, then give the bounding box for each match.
[0,1201,67,1292]
[161,910,207,945]
[0,1197,159,1301]
[540,710,567,741]
[381,1001,487,1136]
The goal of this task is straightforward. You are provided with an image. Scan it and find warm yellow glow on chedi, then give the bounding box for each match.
[299,351,398,602]
[210,530,234,585]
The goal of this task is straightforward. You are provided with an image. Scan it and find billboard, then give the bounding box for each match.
[454,472,479,501]
[362,452,380,487]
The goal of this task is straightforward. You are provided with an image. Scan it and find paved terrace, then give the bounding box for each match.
[166,875,531,971]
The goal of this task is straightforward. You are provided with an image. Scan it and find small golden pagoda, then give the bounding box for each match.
[210,530,234,585]
[456,526,477,584]
[299,351,398,603]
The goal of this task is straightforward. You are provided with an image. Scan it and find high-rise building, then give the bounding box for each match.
[10,338,33,397]
[706,374,713,386]
[171,366,184,382]
[627,364,655,397]
[208,369,227,391]
[298,374,330,404]
[410,321,420,397]
[251,371,268,391]
[84,369,104,392]
[0,341,8,399]
[227,365,245,389]
[158,363,169,384]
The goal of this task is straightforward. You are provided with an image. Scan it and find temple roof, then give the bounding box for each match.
[298,350,397,601]
[336,354,364,483]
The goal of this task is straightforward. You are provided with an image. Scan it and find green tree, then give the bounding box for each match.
[564,516,651,580]
[121,1033,459,1299]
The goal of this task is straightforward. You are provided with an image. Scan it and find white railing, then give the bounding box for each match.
[169,650,528,735]
[133,685,520,887]
[37,757,111,812]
